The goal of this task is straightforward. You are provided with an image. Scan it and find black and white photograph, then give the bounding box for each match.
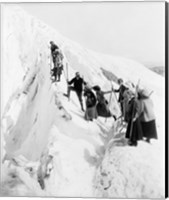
[0,1,167,198]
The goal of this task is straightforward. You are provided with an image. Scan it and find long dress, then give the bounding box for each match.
[96,91,111,117]
[84,89,98,120]
[125,97,143,142]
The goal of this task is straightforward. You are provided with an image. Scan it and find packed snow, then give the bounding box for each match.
[1,5,165,198]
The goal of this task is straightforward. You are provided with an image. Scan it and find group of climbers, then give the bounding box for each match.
[50,41,64,82]
[124,84,158,146]
[113,79,158,146]
[49,41,158,147]
[64,71,117,121]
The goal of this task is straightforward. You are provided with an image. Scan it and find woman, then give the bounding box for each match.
[84,86,98,121]
[92,85,116,120]
[125,96,143,146]
[138,88,158,143]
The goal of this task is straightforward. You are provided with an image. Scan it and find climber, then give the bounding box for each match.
[125,94,143,146]
[50,41,64,82]
[83,84,98,121]
[137,86,157,143]
[50,41,59,60]
[122,81,135,122]
[92,85,116,120]
[113,78,128,118]
[66,72,86,111]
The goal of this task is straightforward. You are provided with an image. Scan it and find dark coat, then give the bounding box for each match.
[84,89,97,108]
[51,44,59,54]
[95,91,111,117]
[68,77,84,92]
[115,84,128,102]
[125,97,143,142]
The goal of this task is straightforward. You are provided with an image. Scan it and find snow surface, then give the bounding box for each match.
[1,5,165,198]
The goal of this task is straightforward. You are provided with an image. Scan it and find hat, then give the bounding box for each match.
[137,85,151,98]
[124,81,135,94]
[117,78,123,84]
[93,85,101,91]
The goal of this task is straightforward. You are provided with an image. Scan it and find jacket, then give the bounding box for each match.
[68,77,84,92]
[115,84,128,102]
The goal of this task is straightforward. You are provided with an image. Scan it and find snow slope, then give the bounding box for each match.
[1,5,165,198]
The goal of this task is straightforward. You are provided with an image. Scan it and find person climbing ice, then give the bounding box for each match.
[65,72,86,111]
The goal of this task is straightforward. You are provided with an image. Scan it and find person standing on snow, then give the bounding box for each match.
[66,72,86,111]
[114,78,128,117]
[125,95,143,146]
[125,85,157,146]
[50,41,64,82]
[84,85,98,121]
[137,87,158,143]
[92,85,116,120]
[50,41,59,58]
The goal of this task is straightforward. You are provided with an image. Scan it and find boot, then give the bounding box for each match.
[145,138,151,143]
[128,140,137,146]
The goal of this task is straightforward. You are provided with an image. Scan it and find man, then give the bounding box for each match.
[66,72,86,111]
[50,41,59,56]
[114,78,128,116]
[50,41,64,82]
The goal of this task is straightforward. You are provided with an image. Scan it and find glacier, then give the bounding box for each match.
[1,5,165,198]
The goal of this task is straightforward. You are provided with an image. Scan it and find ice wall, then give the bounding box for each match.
[1,5,57,161]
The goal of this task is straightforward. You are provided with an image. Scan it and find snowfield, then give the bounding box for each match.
[1,5,165,198]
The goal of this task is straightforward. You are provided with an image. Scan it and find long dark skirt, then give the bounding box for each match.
[85,106,98,121]
[126,118,143,142]
[96,103,111,117]
[141,120,158,139]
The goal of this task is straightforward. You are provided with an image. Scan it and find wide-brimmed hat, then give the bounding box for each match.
[137,84,151,98]
[124,81,135,94]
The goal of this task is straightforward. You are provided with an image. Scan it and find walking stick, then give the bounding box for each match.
[66,63,69,82]
[63,64,67,81]
[129,79,140,139]
[66,63,70,101]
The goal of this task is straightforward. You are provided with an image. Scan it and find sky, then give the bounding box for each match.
[19,2,165,67]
